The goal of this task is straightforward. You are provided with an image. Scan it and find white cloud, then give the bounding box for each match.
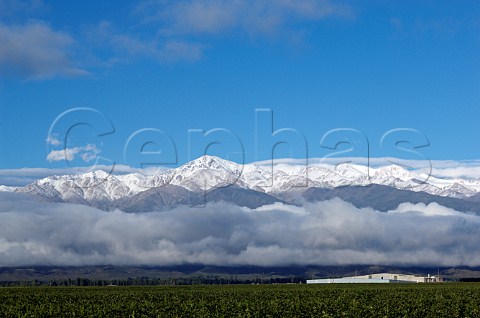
[0,22,88,79]
[390,202,465,217]
[46,147,81,162]
[46,144,100,163]
[1,193,480,267]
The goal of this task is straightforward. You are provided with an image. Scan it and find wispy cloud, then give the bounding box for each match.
[46,144,100,163]
[0,1,353,76]
[0,193,479,267]
[138,0,354,36]
[0,0,47,19]
[0,22,88,79]
[45,134,61,146]
[389,15,468,42]
[85,21,205,65]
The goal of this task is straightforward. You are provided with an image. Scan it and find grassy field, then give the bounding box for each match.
[1,283,480,317]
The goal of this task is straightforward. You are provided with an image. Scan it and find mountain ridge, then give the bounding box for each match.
[6,155,480,212]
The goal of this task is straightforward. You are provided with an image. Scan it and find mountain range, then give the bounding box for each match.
[4,155,480,213]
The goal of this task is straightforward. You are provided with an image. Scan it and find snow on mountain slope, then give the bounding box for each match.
[18,170,145,203]
[168,155,247,191]
[9,155,480,203]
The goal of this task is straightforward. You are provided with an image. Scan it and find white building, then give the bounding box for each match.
[307,273,442,284]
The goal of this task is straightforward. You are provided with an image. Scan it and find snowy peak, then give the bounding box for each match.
[174,155,243,179]
[372,165,412,181]
[438,182,475,198]
[182,155,240,171]
[169,155,244,191]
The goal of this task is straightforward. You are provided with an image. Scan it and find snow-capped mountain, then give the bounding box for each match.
[7,155,480,210]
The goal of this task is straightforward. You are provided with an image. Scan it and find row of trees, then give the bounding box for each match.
[0,276,305,287]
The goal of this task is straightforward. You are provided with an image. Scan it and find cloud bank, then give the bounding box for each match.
[1,192,479,267]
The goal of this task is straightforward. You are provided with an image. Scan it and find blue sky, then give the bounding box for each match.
[0,0,479,173]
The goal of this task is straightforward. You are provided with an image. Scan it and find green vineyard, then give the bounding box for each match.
[1,283,480,317]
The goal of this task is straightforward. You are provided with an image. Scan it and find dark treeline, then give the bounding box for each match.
[0,276,305,287]
[459,278,480,282]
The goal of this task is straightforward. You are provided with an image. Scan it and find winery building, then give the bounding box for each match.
[307,273,442,284]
